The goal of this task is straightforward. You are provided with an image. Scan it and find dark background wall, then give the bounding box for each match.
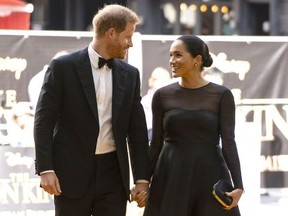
[21,0,288,35]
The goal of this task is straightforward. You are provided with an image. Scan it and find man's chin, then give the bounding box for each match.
[118,54,127,60]
[171,73,177,78]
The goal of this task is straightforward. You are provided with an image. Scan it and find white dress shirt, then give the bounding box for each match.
[88,45,116,154]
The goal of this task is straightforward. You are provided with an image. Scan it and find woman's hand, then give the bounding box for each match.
[224,188,244,210]
[130,183,149,208]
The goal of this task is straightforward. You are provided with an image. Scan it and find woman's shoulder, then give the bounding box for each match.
[207,83,235,105]
[156,82,178,93]
[207,82,231,93]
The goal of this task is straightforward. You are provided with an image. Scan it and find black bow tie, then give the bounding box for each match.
[98,57,114,69]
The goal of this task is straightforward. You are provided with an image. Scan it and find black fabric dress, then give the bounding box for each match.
[143,82,243,216]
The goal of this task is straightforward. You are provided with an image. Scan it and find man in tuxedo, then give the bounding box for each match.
[34,4,150,216]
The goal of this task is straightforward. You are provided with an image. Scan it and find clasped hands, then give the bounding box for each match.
[131,182,149,208]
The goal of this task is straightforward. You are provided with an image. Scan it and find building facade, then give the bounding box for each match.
[24,0,288,35]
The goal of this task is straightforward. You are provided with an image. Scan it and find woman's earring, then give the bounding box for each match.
[194,63,198,67]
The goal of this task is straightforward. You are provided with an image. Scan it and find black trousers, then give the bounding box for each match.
[54,151,127,216]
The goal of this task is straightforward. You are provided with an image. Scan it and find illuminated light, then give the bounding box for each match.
[211,5,218,13]
[200,4,207,12]
[189,4,197,11]
[221,5,229,14]
[25,3,34,13]
[180,3,187,11]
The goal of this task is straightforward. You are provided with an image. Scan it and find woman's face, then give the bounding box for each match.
[169,40,196,78]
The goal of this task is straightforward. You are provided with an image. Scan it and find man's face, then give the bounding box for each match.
[107,22,135,60]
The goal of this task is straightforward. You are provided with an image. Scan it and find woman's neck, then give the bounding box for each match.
[179,76,209,89]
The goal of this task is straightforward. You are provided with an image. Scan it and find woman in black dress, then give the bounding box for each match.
[143,35,244,216]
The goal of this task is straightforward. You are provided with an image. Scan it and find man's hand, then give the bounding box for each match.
[40,172,62,196]
[131,182,149,208]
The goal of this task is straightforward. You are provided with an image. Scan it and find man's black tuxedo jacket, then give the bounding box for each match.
[34,48,150,199]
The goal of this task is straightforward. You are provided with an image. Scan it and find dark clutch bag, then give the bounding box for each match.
[212,179,233,208]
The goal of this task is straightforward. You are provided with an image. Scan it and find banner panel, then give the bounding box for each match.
[0,31,92,215]
[1,32,288,214]
[0,146,54,215]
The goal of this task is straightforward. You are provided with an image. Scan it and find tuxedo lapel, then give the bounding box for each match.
[75,53,127,124]
[112,60,127,125]
[76,48,99,121]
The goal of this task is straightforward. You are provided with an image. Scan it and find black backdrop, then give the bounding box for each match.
[1,31,288,214]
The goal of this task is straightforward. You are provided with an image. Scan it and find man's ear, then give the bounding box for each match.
[106,28,116,39]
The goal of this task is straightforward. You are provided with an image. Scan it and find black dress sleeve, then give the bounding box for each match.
[149,90,165,176]
[219,89,243,189]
